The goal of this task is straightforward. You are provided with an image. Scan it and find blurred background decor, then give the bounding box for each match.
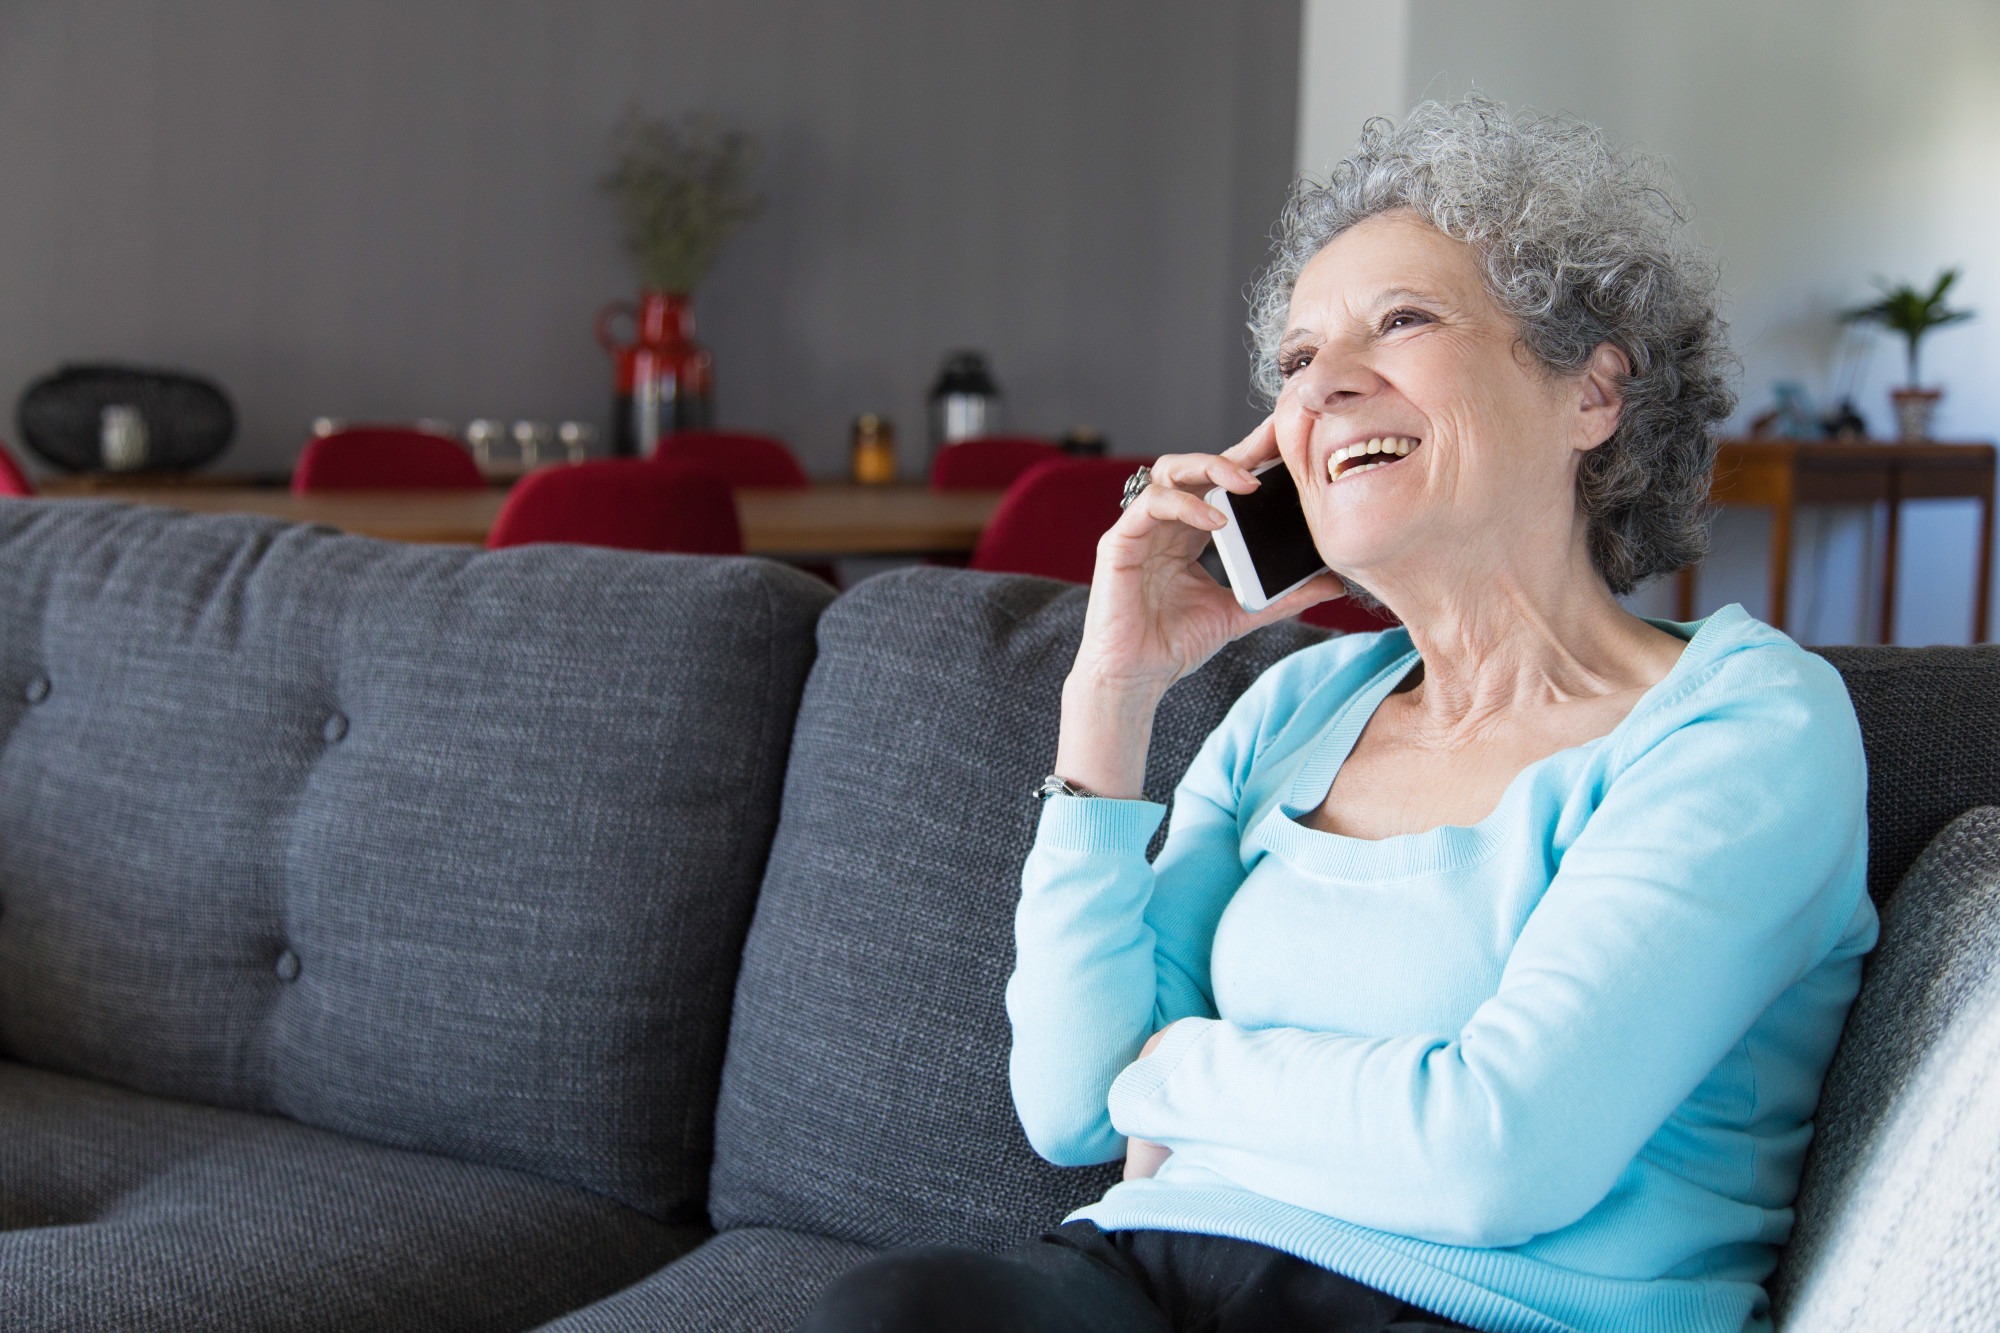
[1842,269,1977,441]
[1822,398,1869,442]
[1058,428,1108,458]
[926,351,1003,464]
[597,108,766,457]
[850,413,897,485]
[16,364,234,474]
[1745,381,1867,442]
[2,0,1994,644]
[1749,381,1824,440]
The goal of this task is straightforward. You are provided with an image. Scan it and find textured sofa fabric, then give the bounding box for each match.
[6,497,2000,1332]
[534,1227,879,1333]
[0,1061,697,1333]
[0,499,830,1222]
[700,571,1326,1261]
[1779,966,2000,1331]
[1772,805,2000,1324]
[1813,647,2000,904]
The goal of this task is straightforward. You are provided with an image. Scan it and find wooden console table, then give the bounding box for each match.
[1674,439,1996,644]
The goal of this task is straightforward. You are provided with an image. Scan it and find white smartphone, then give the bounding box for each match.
[1204,460,1329,613]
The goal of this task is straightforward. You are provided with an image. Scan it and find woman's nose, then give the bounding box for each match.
[1292,340,1379,414]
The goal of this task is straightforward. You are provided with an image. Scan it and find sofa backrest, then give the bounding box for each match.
[1814,644,2000,905]
[0,499,832,1223]
[708,573,2000,1255]
[706,567,1333,1249]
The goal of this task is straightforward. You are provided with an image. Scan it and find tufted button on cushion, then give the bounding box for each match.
[23,675,49,704]
[321,713,347,744]
[274,949,301,982]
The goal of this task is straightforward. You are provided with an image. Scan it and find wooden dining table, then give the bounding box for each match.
[38,478,1006,557]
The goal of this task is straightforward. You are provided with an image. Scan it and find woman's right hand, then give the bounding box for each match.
[1075,416,1344,696]
[1052,418,1343,799]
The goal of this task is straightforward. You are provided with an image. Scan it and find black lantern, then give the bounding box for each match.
[927,352,1002,460]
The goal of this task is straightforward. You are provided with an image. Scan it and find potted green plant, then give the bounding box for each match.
[1841,269,1976,441]
[594,109,765,455]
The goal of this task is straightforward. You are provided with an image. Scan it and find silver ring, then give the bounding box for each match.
[1119,464,1153,510]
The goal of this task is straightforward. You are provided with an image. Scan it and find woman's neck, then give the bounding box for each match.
[1369,542,1685,746]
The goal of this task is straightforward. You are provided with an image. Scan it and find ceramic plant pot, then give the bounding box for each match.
[1890,387,1942,442]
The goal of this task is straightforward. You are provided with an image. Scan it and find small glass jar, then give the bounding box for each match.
[852,413,898,484]
[1059,427,1106,457]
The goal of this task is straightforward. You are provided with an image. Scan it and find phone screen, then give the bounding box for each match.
[1231,462,1325,597]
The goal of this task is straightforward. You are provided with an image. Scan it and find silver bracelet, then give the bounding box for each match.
[1035,774,1159,803]
[1034,774,1098,801]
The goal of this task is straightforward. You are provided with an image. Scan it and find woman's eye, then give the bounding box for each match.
[1279,350,1314,379]
[1383,308,1432,332]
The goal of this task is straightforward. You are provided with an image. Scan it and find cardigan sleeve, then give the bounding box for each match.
[1103,649,1875,1246]
[1004,660,1294,1167]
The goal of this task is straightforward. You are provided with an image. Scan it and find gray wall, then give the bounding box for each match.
[0,1,1301,479]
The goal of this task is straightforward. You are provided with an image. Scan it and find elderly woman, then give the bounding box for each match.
[799,97,1875,1333]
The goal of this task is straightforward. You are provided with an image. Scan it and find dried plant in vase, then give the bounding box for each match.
[602,107,765,296]
[1842,269,1976,440]
[595,108,766,454]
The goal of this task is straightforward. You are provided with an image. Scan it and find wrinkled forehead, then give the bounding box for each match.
[1285,212,1491,330]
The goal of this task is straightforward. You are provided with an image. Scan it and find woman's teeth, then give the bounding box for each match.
[1328,436,1418,481]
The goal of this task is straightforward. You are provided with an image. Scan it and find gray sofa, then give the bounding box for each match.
[0,498,1994,1332]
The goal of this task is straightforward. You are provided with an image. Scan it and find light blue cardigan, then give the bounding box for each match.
[1007,605,1876,1333]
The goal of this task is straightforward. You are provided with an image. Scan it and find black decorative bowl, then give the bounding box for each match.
[17,364,236,472]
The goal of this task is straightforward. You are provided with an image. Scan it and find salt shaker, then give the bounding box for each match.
[465,420,504,470]
[557,421,596,465]
[511,420,552,470]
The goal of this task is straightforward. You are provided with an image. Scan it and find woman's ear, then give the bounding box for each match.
[1577,342,1631,451]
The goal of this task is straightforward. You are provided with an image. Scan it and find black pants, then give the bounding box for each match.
[794,1222,1473,1333]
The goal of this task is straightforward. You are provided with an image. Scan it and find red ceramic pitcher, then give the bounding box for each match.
[595,291,715,457]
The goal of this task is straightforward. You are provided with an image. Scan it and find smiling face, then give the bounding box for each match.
[1273,211,1622,605]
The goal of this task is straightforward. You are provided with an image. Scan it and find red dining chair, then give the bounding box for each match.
[293,427,485,494]
[654,431,810,490]
[654,430,841,584]
[930,436,1063,491]
[971,456,1400,634]
[1300,591,1401,634]
[970,457,1149,583]
[487,460,742,554]
[0,441,35,497]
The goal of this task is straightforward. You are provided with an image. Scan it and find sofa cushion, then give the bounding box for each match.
[0,499,832,1220]
[1813,646,2000,905]
[1775,967,2000,1330]
[1770,804,2000,1322]
[534,1227,879,1333]
[706,566,1329,1251]
[0,1059,699,1332]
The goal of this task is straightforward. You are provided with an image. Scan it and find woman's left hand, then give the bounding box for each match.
[1123,1136,1171,1180]
[1122,1027,1175,1180]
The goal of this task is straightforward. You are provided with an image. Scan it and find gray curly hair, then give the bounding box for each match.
[1248,95,1736,595]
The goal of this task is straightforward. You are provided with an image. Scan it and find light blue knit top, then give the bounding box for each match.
[1007,605,1876,1333]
